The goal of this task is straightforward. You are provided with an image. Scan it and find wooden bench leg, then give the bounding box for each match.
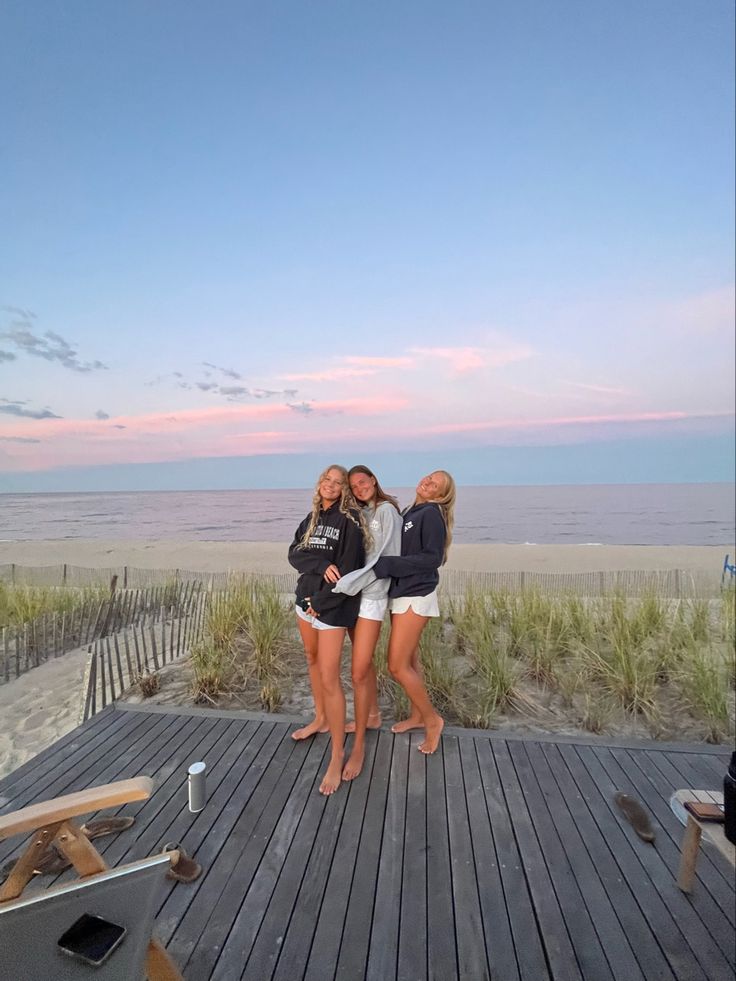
[677,816,702,892]
[146,937,184,980]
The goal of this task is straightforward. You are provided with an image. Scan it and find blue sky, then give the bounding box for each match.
[1,0,734,491]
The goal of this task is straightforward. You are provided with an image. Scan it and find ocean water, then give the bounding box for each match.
[1,483,733,546]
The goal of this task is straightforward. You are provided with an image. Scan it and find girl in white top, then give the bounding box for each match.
[332,464,402,779]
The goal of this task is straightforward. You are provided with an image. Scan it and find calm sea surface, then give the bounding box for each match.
[1,484,733,546]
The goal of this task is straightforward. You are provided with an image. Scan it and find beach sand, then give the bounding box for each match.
[1,538,733,782]
[0,538,733,575]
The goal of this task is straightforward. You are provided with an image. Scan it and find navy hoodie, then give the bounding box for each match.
[288,501,365,627]
[373,501,446,598]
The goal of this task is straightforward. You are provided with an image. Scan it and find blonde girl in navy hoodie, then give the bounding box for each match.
[288,464,368,795]
[372,470,456,754]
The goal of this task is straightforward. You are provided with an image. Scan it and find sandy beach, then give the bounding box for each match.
[1,538,733,575]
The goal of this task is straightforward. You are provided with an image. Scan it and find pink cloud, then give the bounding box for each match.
[281,367,378,382]
[342,356,414,368]
[425,409,732,435]
[411,343,535,374]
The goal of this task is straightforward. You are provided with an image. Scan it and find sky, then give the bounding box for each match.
[1,0,734,492]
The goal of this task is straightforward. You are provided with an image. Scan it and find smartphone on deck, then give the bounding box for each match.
[57,913,127,966]
[684,800,725,822]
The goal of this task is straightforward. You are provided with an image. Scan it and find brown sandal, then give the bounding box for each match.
[162,842,202,883]
[79,816,136,840]
[614,792,655,843]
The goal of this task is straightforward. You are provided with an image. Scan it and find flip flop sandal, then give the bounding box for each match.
[614,792,656,843]
[79,816,136,840]
[161,842,202,883]
[33,842,73,875]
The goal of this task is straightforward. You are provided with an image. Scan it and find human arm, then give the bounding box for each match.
[287,520,333,577]
[309,515,365,616]
[332,503,402,596]
[373,506,445,579]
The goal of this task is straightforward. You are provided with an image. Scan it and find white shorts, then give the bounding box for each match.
[357,596,388,622]
[389,590,441,618]
[295,604,343,631]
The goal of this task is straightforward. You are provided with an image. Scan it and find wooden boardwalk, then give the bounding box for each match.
[0,703,733,981]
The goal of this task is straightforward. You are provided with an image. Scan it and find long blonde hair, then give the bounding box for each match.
[416,469,456,564]
[298,464,371,549]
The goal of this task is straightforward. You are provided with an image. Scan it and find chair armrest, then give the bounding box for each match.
[0,777,153,840]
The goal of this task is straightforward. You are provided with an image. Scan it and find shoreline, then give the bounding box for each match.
[0,539,733,575]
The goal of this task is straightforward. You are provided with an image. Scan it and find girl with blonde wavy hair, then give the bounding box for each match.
[373,470,456,754]
[287,464,369,795]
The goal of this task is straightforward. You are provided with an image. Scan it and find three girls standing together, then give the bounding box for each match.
[288,464,456,796]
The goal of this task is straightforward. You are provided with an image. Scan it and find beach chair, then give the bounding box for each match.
[0,777,182,980]
[722,554,736,587]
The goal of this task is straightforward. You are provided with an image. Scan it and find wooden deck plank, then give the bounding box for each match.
[549,743,675,981]
[0,712,180,867]
[0,705,119,796]
[444,735,491,981]
[575,745,711,981]
[508,740,615,981]
[473,739,550,981]
[526,741,646,981]
[328,730,392,981]
[154,722,280,946]
[234,744,336,981]
[492,739,584,981]
[90,718,235,869]
[611,747,736,950]
[457,738,519,981]
[0,707,142,811]
[364,730,408,981]
[592,747,734,981]
[169,726,301,973]
[640,749,736,893]
[397,734,428,981]
[2,705,733,981]
[425,742,459,981]
[273,734,380,981]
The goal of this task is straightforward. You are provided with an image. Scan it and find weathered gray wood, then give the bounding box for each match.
[1,710,732,981]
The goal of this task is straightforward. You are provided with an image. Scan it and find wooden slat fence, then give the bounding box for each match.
[0,563,726,597]
[81,589,208,723]
[0,581,202,686]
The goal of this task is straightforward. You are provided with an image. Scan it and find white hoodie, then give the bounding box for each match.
[332,500,402,600]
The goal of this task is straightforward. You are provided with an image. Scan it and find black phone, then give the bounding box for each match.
[58,913,126,966]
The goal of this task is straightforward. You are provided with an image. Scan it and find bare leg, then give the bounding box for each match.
[317,628,347,794]
[387,611,444,754]
[292,617,329,740]
[390,641,424,732]
[344,618,382,780]
[345,625,381,732]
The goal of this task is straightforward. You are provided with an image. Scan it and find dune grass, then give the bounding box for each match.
[0,582,109,629]
[186,578,733,743]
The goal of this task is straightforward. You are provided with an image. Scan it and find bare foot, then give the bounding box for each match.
[345,712,382,734]
[291,719,328,741]
[391,714,423,734]
[319,758,343,795]
[342,747,365,781]
[418,716,444,754]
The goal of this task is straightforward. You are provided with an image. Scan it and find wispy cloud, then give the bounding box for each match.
[563,381,631,397]
[282,366,378,382]
[202,361,242,380]
[411,343,535,374]
[0,435,41,443]
[95,409,110,420]
[0,351,16,363]
[0,310,108,373]
[0,401,62,420]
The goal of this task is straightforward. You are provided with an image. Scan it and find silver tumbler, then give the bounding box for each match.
[188,761,207,813]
